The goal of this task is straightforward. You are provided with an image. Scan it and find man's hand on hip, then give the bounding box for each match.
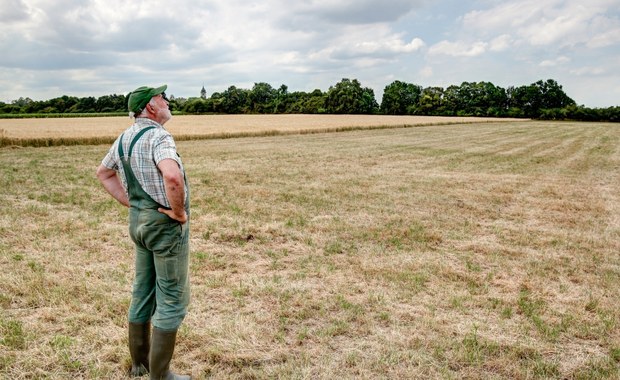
[158,208,188,224]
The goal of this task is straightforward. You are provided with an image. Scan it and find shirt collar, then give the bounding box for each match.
[135,117,164,129]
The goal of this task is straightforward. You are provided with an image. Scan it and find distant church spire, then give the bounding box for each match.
[200,84,207,99]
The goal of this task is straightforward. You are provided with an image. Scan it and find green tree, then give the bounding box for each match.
[0,103,21,113]
[73,96,96,113]
[441,85,461,116]
[443,82,508,116]
[48,95,77,113]
[208,92,225,113]
[182,98,210,114]
[95,94,125,112]
[304,89,327,114]
[537,79,575,109]
[168,95,185,113]
[272,84,289,113]
[325,78,377,114]
[510,79,574,118]
[250,82,277,113]
[479,82,508,116]
[286,89,326,114]
[221,86,250,114]
[417,87,444,115]
[23,99,45,113]
[12,97,33,108]
[380,80,422,115]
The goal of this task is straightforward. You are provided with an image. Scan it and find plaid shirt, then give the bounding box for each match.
[101,118,187,208]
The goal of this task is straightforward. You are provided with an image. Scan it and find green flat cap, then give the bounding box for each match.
[127,85,167,113]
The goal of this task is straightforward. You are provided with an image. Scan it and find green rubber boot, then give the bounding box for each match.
[128,322,150,377]
[149,327,190,380]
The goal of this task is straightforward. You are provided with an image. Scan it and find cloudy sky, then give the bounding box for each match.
[1,0,619,107]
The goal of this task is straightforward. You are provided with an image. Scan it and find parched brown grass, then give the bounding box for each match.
[1,119,619,379]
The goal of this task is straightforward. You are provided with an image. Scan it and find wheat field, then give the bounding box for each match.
[0,118,619,379]
[0,114,515,143]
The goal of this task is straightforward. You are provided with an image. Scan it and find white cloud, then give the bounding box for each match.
[354,37,425,55]
[570,66,607,76]
[300,22,426,71]
[489,35,512,52]
[539,56,570,67]
[587,25,620,48]
[273,0,427,27]
[428,40,488,57]
[420,66,433,78]
[0,0,30,22]
[461,0,620,49]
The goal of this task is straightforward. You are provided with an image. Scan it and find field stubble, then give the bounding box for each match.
[0,119,619,379]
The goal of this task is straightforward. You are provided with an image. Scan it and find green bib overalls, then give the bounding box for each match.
[119,127,190,331]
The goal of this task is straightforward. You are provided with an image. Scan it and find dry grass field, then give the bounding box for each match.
[1,118,619,379]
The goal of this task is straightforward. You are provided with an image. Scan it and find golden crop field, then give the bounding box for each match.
[0,114,516,145]
[1,118,619,379]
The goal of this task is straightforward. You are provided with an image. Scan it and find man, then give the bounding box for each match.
[96,85,191,380]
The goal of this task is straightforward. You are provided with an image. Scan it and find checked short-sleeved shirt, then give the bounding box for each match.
[101,118,187,208]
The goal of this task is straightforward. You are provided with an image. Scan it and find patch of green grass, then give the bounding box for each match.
[296,327,310,345]
[324,240,345,256]
[205,274,228,289]
[193,250,227,270]
[336,294,364,318]
[50,335,75,350]
[285,215,307,228]
[381,269,428,295]
[365,219,443,250]
[460,325,500,366]
[27,260,45,273]
[531,357,561,378]
[0,293,10,308]
[50,335,84,372]
[518,289,572,341]
[501,306,513,319]
[570,354,620,380]
[232,281,251,299]
[321,319,350,337]
[0,318,26,349]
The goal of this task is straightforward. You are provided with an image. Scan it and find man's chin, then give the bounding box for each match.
[160,111,172,125]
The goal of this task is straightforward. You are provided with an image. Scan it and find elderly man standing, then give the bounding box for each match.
[96,85,191,379]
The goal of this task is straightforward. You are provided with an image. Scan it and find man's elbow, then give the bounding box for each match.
[163,171,184,188]
[96,165,113,183]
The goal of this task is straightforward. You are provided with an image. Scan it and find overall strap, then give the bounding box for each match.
[118,133,125,157]
[129,126,155,156]
[118,126,156,158]
[117,126,164,209]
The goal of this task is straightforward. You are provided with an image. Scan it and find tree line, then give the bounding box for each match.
[1,78,618,122]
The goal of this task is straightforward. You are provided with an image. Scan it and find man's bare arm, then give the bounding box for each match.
[96,164,129,207]
[157,158,187,224]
